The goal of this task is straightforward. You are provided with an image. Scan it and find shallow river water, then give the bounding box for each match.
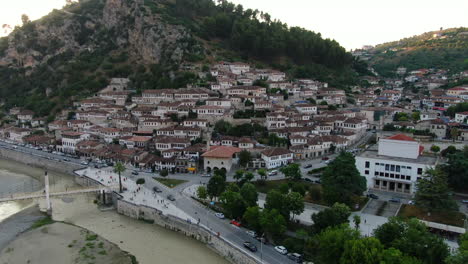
[0,158,227,264]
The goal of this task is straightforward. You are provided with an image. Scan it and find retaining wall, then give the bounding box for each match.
[117,199,261,264]
[0,148,82,175]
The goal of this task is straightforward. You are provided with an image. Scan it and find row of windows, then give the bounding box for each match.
[367,170,412,181]
[365,161,423,175]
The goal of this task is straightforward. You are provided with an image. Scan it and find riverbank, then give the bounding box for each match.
[0,156,227,264]
[0,205,44,253]
[0,220,136,264]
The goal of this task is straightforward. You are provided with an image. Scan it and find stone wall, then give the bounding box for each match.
[0,148,82,175]
[116,199,261,264]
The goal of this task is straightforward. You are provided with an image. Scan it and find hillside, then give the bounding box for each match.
[0,0,357,118]
[368,27,468,77]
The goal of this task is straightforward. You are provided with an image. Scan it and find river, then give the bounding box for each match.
[0,158,227,264]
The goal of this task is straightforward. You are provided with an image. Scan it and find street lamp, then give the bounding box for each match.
[260,233,264,263]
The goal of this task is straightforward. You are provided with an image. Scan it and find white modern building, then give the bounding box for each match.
[61,132,90,154]
[356,134,437,195]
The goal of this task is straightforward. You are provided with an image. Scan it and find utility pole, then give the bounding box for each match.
[44,171,51,215]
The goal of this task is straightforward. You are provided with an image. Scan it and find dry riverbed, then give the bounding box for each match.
[0,220,135,264]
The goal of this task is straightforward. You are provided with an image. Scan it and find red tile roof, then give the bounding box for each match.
[201,146,241,158]
[387,134,416,142]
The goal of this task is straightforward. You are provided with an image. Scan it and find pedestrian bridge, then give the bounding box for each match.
[0,185,117,203]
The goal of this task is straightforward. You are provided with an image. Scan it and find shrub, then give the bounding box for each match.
[136,178,145,185]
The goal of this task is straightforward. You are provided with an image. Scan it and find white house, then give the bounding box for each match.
[355,134,437,195]
[61,132,90,154]
[261,147,293,169]
[455,112,468,124]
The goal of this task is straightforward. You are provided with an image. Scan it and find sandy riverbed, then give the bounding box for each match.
[0,221,134,264]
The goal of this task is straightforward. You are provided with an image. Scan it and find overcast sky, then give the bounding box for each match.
[1,0,467,50]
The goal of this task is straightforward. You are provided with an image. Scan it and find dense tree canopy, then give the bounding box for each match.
[321,152,366,205]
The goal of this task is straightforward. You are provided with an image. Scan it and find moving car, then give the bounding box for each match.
[367,193,379,199]
[408,200,415,205]
[81,161,89,165]
[152,186,162,193]
[303,164,313,169]
[302,178,313,182]
[389,197,401,203]
[167,194,176,201]
[287,253,303,263]
[131,171,139,175]
[274,245,288,255]
[245,230,256,237]
[461,200,468,204]
[243,241,257,252]
[230,220,241,227]
[321,156,329,161]
[201,173,211,177]
[214,212,225,219]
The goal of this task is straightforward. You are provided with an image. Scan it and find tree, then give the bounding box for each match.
[291,182,306,196]
[197,186,208,199]
[430,145,440,154]
[340,237,384,264]
[450,127,459,142]
[257,168,267,180]
[446,233,468,264]
[242,172,255,184]
[136,178,145,185]
[243,206,262,232]
[265,189,289,219]
[260,209,287,238]
[233,170,244,183]
[329,144,337,153]
[113,162,126,193]
[280,163,302,181]
[240,183,258,207]
[311,203,351,234]
[353,215,361,230]
[238,150,252,167]
[311,224,360,264]
[220,190,246,219]
[414,168,458,212]
[286,192,304,220]
[374,218,449,264]
[411,111,420,121]
[441,145,458,157]
[443,146,468,191]
[321,152,366,206]
[21,14,30,25]
[207,174,226,200]
[160,169,169,177]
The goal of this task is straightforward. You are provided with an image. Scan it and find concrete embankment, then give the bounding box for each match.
[117,199,261,264]
[0,148,82,176]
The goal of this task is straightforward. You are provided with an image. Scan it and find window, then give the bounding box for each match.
[375,171,379,176]
[385,164,389,171]
[385,173,389,177]
[417,168,423,175]
[390,165,395,172]
[396,166,400,172]
[365,170,369,175]
[365,161,370,168]
[406,176,411,180]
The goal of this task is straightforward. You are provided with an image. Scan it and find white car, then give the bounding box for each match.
[268,170,278,176]
[81,161,89,165]
[274,245,288,255]
[246,230,256,237]
[214,213,225,219]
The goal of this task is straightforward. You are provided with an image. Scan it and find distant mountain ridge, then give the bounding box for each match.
[0,0,358,118]
[368,27,468,76]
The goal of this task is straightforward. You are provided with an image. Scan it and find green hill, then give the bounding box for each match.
[0,0,358,118]
[369,27,468,77]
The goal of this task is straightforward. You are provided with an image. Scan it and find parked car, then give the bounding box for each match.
[389,197,401,203]
[63,158,70,161]
[314,179,322,184]
[81,161,89,165]
[287,253,303,263]
[461,200,468,204]
[268,170,278,176]
[302,178,313,182]
[243,241,257,252]
[131,171,139,175]
[246,230,256,237]
[230,220,241,227]
[321,156,329,161]
[324,160,332,164]
[167,194,176,201]
[303,164,313,169]
[152,186,162,193]
[408,200,415,205]
[367,193,379,199]
[274,245,288,255]
[214,213,225,219]
[201,173,211,177]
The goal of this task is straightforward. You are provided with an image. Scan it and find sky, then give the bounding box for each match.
[1,0,467,50]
